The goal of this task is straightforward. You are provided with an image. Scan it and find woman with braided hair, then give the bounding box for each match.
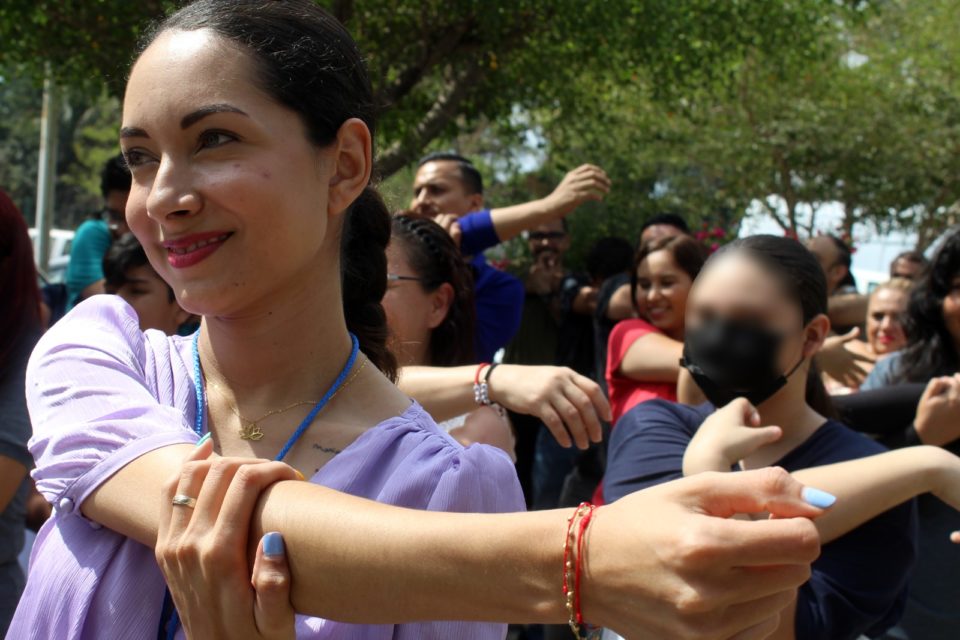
[385,214,515,458]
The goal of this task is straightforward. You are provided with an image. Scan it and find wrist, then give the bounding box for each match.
[683,448,731,476]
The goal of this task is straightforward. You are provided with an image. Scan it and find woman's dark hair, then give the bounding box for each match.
[711,235,836,417]
[391,215,476,367]
[630,234,707,314]
[0,190,42,372]
[146,0,397,380]
[100,153,131,198]
[894,228,960,383]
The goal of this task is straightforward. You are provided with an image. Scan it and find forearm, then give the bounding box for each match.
[253,481,566,623]
[827,294,868,329]
[489,199,555,242]
[605,284,634,322]
[87,444,568,624]
[790,446,947,543]
[397,365,477,422]
[619,336,683,383]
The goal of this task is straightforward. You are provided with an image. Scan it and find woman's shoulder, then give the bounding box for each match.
[860,351,903,390]
[31,295,193,399]
[320,401,525,512]
[610,317,660,338]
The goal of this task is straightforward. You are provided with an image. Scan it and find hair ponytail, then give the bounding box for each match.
[342,187,397,381]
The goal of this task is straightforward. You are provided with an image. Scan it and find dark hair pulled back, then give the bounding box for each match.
[146,0,396,380]
[712,235,836,418]
[392,215,476,367]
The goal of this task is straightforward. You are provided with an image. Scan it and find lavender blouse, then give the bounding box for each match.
[9,297,525,639]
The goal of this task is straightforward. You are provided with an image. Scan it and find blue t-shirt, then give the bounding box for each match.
[458,210,524,361]
[604,399,917,640]
[471,255,524,362]
[65,219,112,310]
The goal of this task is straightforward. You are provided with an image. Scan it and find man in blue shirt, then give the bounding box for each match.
[411,153,609,361]
[65,155,132,310]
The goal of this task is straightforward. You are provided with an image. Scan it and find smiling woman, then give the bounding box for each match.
[10,2,835,640]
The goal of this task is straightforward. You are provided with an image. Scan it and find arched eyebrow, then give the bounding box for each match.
[119,103,249,140]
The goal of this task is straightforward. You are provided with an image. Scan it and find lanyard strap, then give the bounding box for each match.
[161,331,361,639]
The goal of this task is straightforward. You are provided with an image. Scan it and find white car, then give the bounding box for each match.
[28,228,75,283]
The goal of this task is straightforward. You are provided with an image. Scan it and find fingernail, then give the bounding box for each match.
[802,487,837,509]
[263,532,285,557]
[294,469,306,481]
[196,432,212,447]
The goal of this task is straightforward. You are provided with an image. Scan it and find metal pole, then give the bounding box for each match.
[34,68,60,275]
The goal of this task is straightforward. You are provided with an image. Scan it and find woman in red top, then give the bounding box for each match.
[606,234,707,424]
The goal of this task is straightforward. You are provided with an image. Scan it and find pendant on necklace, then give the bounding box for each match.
[239,421,265,441]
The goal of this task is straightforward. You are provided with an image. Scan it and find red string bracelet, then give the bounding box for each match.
[474,362,490,385]
[562,503,595,638]
[574,504,597,629]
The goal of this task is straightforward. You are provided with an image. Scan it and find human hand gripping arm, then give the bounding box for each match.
[153,442,825,639]
[397,364,610,449]
[683,399,783,476]
[913,374,960,446]
[489,165,611,242]
[681,400,960,545]
[155,440,299,640]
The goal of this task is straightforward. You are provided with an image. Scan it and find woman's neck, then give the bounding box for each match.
[740,375,826,470]
[199,276,352,409]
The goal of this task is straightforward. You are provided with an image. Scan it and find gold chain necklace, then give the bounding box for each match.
[207,356,367,441]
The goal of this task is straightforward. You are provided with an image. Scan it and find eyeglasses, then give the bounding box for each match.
[387,274,426,283]
[528,231,566,241]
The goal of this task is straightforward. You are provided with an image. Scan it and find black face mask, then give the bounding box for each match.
[680,318,805,408]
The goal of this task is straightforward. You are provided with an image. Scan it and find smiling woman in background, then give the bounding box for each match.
[605,234,707,424]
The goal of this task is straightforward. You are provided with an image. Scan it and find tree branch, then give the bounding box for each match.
[376,60,484,178]
[374,20,475,109]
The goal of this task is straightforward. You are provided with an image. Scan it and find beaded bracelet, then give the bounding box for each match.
[562,502,597,638]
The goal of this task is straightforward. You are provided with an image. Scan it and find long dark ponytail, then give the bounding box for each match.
[147,0,397,380]
[713,235,837,418]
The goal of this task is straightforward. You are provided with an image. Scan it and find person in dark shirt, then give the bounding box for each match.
[605,235,960,640]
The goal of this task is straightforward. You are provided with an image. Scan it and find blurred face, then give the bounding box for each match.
[106,265,189,335]
[866,288,908,355]
[640,223,684,246]
[104,190,131,238]
[891,257,924,280]
[528,219,569,257]
[687,254,824,379]
[806,236,846,294]
[411,161,483,218]
[381,240,452,366]
[120,29,345,317]
[943,275,960,351]
[635,249,693,338]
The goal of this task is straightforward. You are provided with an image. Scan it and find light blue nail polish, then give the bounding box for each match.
[802,487,837,509]
[196,432,212,447]
[263,532,285,557]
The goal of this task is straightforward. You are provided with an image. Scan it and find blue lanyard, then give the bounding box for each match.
[162,330,360,639]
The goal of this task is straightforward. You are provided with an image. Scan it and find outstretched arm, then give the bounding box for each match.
[684,399,960,544]
[488,165,610,242]
[398,364,609,449]
[123,441,825,637]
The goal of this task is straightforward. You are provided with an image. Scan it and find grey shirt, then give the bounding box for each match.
[0,333,38,635]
